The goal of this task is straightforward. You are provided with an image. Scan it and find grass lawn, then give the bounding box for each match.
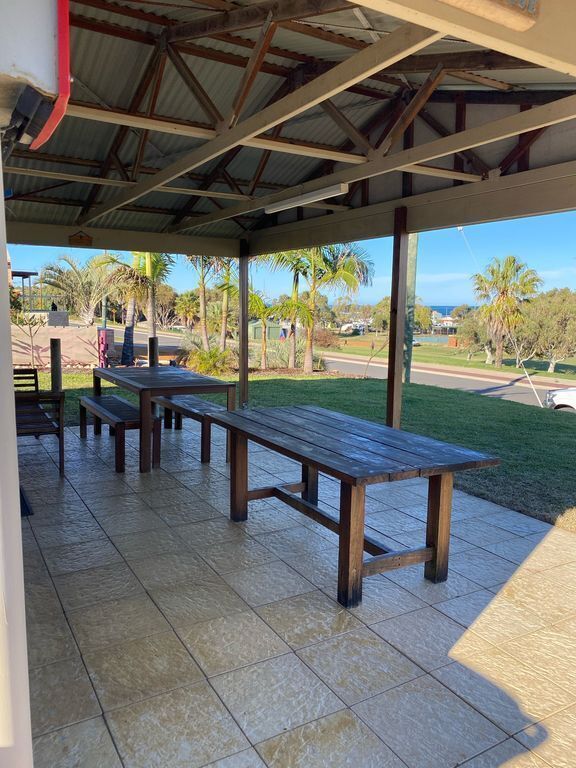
[38,371,575,530]
[327,334,576,382]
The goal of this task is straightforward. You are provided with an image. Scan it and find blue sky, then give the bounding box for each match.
[8,210,576,307]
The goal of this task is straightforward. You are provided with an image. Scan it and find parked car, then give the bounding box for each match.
[545,387,576,412]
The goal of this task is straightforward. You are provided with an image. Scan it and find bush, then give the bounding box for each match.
[265,339,325,371]
[314,328,341,349]
[178,331,235,375]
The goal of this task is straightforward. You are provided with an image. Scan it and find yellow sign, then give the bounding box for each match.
[438,0,539,31]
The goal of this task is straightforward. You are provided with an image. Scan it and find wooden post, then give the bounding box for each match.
[337,482,366,608]
[403,234,419,384]
[50,338,62,392]
[148,336,159,367]
[424,472,453,583]
[230,431,248,521]
[386,206,409,429]
[238,240,249,408]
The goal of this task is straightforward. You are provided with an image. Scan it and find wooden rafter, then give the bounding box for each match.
[166,44,223,126]
[320,100,373,154]
[79,24,442,224]
[132,53,167,181]
[418,107,490,176]
[499,110,547,175]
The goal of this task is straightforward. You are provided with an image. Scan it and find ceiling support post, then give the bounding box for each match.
[403,232,419,384]
[386,206,409,428]
[238,240,250,408]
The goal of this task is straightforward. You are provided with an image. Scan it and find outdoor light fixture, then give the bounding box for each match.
[264,183,349,215]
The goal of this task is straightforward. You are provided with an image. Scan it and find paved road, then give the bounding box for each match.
[324,355,550,408]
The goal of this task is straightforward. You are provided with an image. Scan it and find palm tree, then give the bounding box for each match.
[473,255,542,368]
[266,252,309,369]
[132,252,175,337]
[271,244,373,373]
[185,255,213,351]
[175,290,199,328]
[40,255,109,326]
[214,257,237,351]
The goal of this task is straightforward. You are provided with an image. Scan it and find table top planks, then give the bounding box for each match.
[94,366,235,396]
[209,405,499,485]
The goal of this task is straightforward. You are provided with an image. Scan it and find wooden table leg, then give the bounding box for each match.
[229,431,248,522]
[139,390,152,473]
[226,385,236,463]
[424,473,453,583]
[302,465,319,505]
[92,370,102,435]
[337,482,366,608]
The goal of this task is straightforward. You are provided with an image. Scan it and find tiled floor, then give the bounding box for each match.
[19,419,576,768]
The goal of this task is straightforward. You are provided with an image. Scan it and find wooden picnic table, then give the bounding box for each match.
[209,405,499,607]
[93,367,236,472]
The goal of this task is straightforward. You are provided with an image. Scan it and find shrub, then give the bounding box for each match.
[265,339,325,371]
[178,331,234,375]
[314,327,341,349]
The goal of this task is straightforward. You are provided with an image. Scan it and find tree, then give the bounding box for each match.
[526,289,576,372]
[214,257,237,351]
[273,243,373,374]
[266,252,310,369]
[155,284,177,330]
[372,297,391,333]
[414,303,432,333]
[185,255,213,351]
[131,252,175,337]
[452,303,474,321]
[248,291,273,370]
[175,290,199,328]
[473,255,542,367]
[40,255,109,326]
[458,310,493,363]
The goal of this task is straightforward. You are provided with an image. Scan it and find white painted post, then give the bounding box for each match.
[0,152,34,766]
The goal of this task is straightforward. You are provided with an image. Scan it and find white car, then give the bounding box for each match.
[545,387,576,412]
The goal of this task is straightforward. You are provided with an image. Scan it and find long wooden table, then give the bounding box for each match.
[93,367,236,472]
[209,406,499,607]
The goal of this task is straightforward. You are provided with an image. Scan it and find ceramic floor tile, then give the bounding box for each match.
[495,574,576,625]
[372,606,492,671]
[176,518,247,549]
[254,527,337,559]
[53,563,144,611]
[33,517,106,548]
[451,520,520,547]
[435,589,545,644]
[353,675,506,768]
[211,654,344,743]
[324,575,427,625]
[460,739,549,767]
[256,709,405,768]
[256,591,362,649]
[178,610,289,676]
[107,681,249,768]
[68,595,170,652]
[449,549,518,588]
[283,549,340,587]
[517,705,576,768]
[221,560,315,607]
[500,616,576,695]
[27,613,79,668]
[150,579,248,627]
[95,508,166,536]
[298,626,422,705]
[200,539,278,574]
[433,647,574,735]
[111,528,187,560]
[84,631,203,710]
[33,716,122,768]
[386,565,482,604]
[42,539,123,576]
[128,550,215,590]
[482,537,542,565]
[29,656,101,737]
[204,749,266,767]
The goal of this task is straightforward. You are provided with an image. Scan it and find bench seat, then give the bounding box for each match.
[79,395,161,472]
[152,395,226,463]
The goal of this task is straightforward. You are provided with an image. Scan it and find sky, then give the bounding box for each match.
[8,210,576,308]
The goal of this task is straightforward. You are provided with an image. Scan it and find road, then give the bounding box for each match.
[323,354,551,408]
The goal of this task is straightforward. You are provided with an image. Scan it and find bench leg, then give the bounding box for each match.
[229,431,248,522]
[302,465,319,505]
[337,482,366,608]
[139,391,152,473]
[152,420,161,468]
[93,414,102,436]
[174,412,183,430]
[115,424,126,473]
[425,473,453,583]
[58,426,65,477]
[109,425,116,437]
[200,419,211,463]
[226,385,235,462]
[79,404,87,439]
[164,408,173,429]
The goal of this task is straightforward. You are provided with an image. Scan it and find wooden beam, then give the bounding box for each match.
[320,99,373,154]
[387,206,408,429]
[66,104,368,165]
[500,106,546,175]
[447,70,513,91]
[166,0,350,43]
[238,244,250,407]
[224,17,277,129]
[453,99,466,185]
[418,107,489,176]
[80,24,442,224]
[132,53,167,181]
[353,0,576,77]
[166,44,224,126]
[379,64,445,155]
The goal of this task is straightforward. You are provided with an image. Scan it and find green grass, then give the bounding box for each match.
[323,335,576,382]
[39,371,576,530]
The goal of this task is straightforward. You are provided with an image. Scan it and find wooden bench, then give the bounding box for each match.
[79,395,161,473]
[15,390,65,476]
[152,395,226,463]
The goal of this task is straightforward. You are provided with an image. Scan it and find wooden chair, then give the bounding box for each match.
[14,387,65,476]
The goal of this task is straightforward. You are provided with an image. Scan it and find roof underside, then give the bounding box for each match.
[3,0,576,255]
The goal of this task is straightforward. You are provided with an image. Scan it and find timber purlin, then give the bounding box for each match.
[209,405,499,607]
